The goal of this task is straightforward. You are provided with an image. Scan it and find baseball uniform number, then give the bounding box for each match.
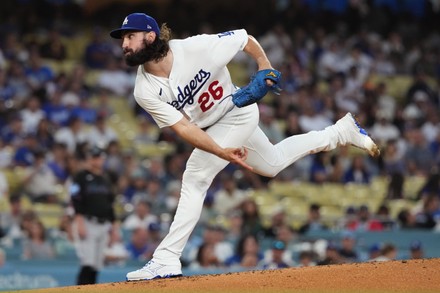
[198,80,223,112]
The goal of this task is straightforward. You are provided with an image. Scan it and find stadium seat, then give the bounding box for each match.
[33,203,65,229]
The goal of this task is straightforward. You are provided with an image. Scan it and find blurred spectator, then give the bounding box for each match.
[258,23,293,69]
[2,115,24,147]
[145,157,168,187]
[7,60,31,105]
[406,70,435,105]
[24,49,54,90]
[258,104,284,144]
[372,49,396,76]
[126,227,153,261]
[309,152,331,184]
[185,225,234,266]
[165,180,181,213]
[84,27,115,69]
[343,155,371,184]
[2,33,28,62]
[344,45,372,84]
[298,102,333,132]
[397,208,419,229]
[104,227,129,267]
[39,29,67,61]
[382,140,406,177]
[346,205,384,232]
[122,169,147,203]
[142,178,168,215]
[97,58,134,96]
[405,128,435,176]
[298,203,328,234]
[375,83,397,122]
[51,213,75,257]
[224,210,243,246]
[367,243,382,261]
[417,170,440,200]
[420,109,440,144]
[297,250,317,267]
[409,240,424,260]
[22,150,59,203]
[370,243,397,262]
[317,39,344,80]
[47,142,69,183]
[338,231,358,263]
[94,89,114,118]
[86,113,117,150]
[414,194,440,229]
[35,118,54,150]
[13,133,39,167]
[239,198,264,237]
[212,172,247,216]
[122,201,158,231]
[19,210,39,238]
[22,220,55,260]
[43,89,71,127]
[317,242,343,265]
[375,205,396,230]
[225,234,263,268]
[146,222,162,256]
[0,195,24,241]
[103,140,124,176]
[263,208,289,238]
[54,116,88,154]
[283,111,304,137]
[274,224,297,253]
[334,67,364,114]
[260,240,292,269]
[71,97,98,125]
[189,242,222,269]
[134,116,158,146]
[369,111,400,148]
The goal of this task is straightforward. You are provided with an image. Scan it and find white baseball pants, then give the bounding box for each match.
[153,103,340,266]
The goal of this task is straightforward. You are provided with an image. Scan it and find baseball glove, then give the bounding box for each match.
[232,69,282,108]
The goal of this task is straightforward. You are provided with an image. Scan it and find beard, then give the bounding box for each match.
[124,37,169,66]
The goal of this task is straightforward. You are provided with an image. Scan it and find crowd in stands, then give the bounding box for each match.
[0,0,440,272]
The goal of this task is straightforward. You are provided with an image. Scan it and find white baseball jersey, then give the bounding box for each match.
[133,29,248,129]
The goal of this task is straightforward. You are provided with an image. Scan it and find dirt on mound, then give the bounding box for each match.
[26,258,440,293]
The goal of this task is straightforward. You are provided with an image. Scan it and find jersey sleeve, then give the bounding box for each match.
[134,94,183,128]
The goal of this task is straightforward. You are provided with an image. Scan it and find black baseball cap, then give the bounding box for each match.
[110,13,160,39]
[87,146,105,157]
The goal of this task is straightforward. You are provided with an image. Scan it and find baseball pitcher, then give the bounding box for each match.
[109,13,379,281]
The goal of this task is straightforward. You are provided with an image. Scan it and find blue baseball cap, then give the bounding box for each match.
[410,240,422,251]
[110,13,160,39]
[272,240,286,250]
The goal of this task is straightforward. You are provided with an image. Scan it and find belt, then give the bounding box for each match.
[85,215,109,224]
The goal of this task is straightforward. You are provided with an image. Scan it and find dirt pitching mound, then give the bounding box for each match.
[26,258,440,293]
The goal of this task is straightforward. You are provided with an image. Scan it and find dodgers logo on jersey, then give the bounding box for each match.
[168,69,211,110]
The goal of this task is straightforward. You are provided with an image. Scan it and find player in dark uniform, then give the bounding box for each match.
[70,146,119,285]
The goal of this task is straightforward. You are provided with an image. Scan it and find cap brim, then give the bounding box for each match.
[110,27,146,39]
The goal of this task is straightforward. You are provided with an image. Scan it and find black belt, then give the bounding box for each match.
[85,215,109,224]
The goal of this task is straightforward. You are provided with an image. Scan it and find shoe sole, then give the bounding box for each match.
[126,274,183,282]
[351,115,380,158]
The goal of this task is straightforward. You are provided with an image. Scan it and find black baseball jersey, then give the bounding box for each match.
[70,169,116,222]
